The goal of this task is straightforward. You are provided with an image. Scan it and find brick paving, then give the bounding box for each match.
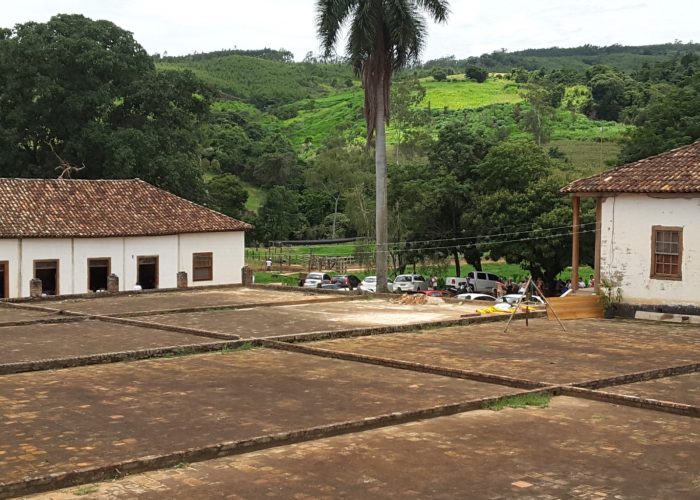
[0,289,698,498]
[309,318,700,384]
[0,321,214,364]
[0,349,513,484]
[605,372,700,406]
[41,288,334,315]
[145,300,483,337]
[28,397,700,499]
[0,308,59,324]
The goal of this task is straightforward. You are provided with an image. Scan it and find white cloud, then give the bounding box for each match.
[0,0,697,61]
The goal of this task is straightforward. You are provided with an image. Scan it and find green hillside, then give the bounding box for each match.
[157,55,353,107]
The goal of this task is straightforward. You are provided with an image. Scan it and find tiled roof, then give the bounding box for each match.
[561,140,700,194]
[0,178,252,238]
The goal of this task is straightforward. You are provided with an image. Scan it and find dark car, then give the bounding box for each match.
[331,274,361,289]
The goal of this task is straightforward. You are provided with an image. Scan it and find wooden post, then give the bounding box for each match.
[594,196,602,293]
[572,195,580,293]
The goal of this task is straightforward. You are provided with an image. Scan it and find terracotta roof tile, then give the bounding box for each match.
[0,178,252,238]
[561,140,700,194]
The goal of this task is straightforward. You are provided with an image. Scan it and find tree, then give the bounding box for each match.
[206,174,248,218]
[431,68,448,81]
[465,65,488,83]
[0,14,211,200]
[316,0,450,292]
[253,186,306,244]
[519,82,555,146]
[561,85,592,123]
[390,77,427,165]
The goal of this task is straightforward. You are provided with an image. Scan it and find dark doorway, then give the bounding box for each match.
[0,261,7,299]
[137,256,158,290]
[35,260,59,295]
[88,258,110,292]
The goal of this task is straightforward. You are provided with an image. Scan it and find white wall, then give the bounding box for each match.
[600,194,700,306]
[178,232,245,287]
[0,231,246,298]
[0,239,20,298]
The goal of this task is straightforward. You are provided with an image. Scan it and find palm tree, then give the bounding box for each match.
[316,0,449,292]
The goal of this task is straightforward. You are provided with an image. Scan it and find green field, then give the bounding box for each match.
[420,78,521,110]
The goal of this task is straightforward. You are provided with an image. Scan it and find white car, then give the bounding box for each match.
[456,293,496,301]
[502,294,545,305]
[359,276,394,293]
[393,274,428,293]
[302,272,332,288]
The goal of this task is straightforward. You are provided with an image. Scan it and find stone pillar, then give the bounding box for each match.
[30,278,43,298]
[241,266,253,286]
[177,271,188,289]
[107,274,120,293]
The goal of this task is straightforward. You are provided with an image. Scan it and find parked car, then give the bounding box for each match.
[465,271,503,294]
[331,274,361,289]
[320,283,350,292]
[393,274,428,293]
[302,272,332,288]
[359,276,394,293]
[456,293,496,301]
[445,276,468,290]
[502,294,545,305]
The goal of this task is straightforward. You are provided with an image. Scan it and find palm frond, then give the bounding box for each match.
[414,0,450,23]
[316,0,357,56]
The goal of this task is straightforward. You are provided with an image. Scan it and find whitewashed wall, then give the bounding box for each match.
[600,194,700,306]
[0,231,246,298]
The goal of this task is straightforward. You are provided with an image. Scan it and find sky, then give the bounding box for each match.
[1,1,698,61]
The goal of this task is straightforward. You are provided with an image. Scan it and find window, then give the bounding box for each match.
[651,226,682,279]
[193,253,213,281]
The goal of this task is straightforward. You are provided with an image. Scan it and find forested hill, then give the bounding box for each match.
[157,54,353,108]
[424,42,700,72]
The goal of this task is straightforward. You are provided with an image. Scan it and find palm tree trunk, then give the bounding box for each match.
[375,81,389,292]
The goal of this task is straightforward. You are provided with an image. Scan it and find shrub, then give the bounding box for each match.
[465,65,489,83]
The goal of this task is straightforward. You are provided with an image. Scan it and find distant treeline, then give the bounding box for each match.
[423,42,700,72]
[156,48,295,63]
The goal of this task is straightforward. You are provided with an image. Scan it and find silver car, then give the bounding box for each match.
[302,272,331,288]
[392,274,428,293]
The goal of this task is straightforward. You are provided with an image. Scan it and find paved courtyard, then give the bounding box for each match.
[0,286,697,499]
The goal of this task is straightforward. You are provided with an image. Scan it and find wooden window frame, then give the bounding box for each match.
[33,259,60,296]
[192,252,214,282]
[650,226,683,280]
[87,258,111,292]
[0,261,8,299]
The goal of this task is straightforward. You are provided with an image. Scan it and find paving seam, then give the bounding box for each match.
[0,302,66,314]
[76,313,241,341]
[559,386,699,417]
[0,387,555,500]
[102,295,355,318]
[259,311,546,344]
[262,339,548,389]
[0,340,259,375]
[571,362,700,389]
[0,316,88,329]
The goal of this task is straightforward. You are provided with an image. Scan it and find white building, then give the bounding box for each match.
[562,140,700,309]
[0,179,252,298]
